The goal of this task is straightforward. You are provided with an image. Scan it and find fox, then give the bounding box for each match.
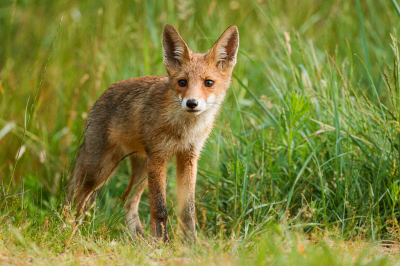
[68,24,239,243]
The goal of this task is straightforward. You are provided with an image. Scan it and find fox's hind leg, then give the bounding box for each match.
[123,156,147,238]
[69,143,124,214]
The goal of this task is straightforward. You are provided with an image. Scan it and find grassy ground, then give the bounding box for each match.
[2,0,400,264]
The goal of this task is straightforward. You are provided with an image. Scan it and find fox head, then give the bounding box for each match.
[162,24,239,115]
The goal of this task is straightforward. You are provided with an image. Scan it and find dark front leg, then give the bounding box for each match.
[176,151,198,243]
[147,156,169,243]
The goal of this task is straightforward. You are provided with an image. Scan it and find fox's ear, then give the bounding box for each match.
[207,25,239,71]
[162,24,191,74]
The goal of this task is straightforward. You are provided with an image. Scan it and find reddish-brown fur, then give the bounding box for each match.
[68,24,239,243]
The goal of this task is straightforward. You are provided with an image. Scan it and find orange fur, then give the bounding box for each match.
[68,24,239,243]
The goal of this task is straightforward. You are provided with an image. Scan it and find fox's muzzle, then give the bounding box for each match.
[186,99,198,109]
[181,98,207,114]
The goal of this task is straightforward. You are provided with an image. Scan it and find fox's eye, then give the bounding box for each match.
[204,80,214,87]
[178,80,187,87]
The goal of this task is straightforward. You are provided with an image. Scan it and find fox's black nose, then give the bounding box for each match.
[186,99,198,109]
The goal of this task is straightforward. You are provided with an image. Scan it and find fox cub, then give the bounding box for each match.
[69,24,239,243]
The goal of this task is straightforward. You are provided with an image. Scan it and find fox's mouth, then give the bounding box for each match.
[186,110,201,113]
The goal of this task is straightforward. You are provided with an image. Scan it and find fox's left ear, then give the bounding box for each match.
[207,25,239,71]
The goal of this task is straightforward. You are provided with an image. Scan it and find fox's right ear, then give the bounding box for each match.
[162,24,191,74]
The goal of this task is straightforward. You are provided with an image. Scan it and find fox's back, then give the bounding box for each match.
[85,76,167,156]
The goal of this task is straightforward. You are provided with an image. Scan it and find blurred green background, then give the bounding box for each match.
[1,0,400,240]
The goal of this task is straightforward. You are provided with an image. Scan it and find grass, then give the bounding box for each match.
[2,0,400,264]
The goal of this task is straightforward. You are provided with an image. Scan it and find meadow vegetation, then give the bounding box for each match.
[2,0,400,264]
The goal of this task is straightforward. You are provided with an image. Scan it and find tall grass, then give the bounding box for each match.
[1,0,400,259]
